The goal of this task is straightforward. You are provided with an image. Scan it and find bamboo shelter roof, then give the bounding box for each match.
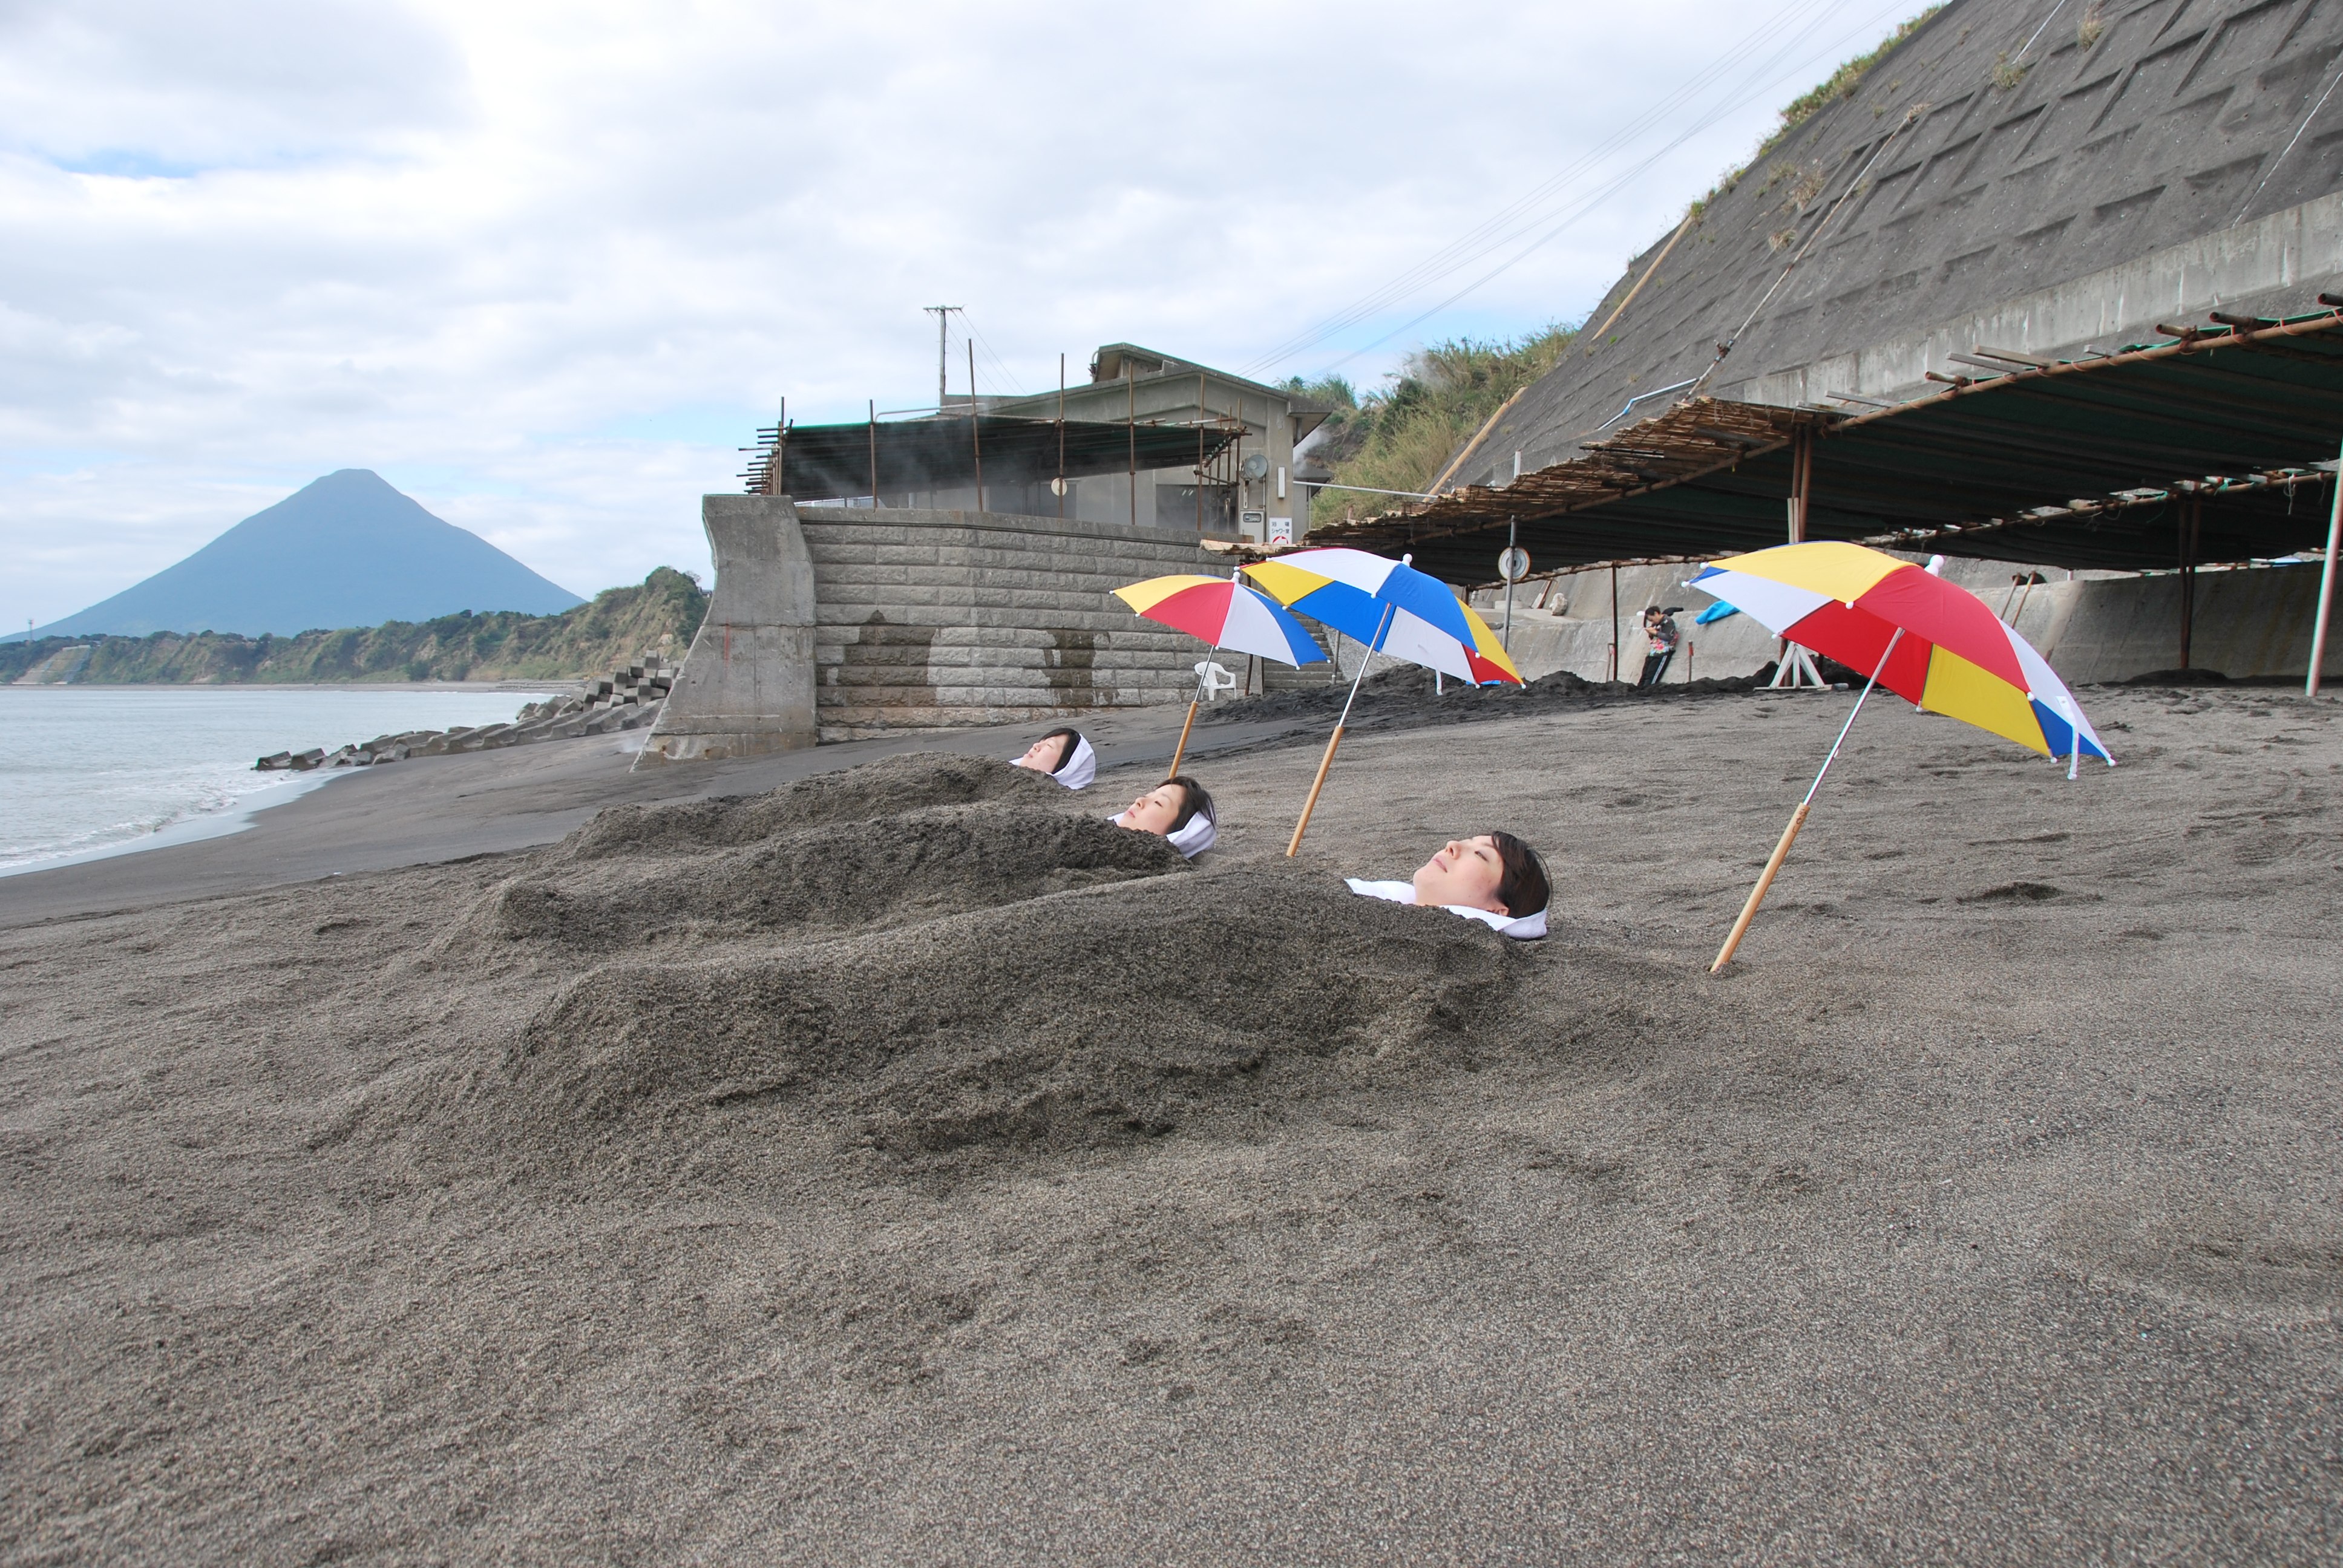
[1302,307,2343,584]
[742,416,1240,501]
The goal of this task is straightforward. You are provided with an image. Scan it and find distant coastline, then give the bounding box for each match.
[5,567,704,687]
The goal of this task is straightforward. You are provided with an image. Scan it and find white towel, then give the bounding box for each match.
[1012,733,1095,789]
[1344,877,1547,939]
[1167,809,1216,858]
[1107,805,1216,859]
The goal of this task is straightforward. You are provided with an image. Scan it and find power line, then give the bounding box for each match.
[1245,0,1928,379]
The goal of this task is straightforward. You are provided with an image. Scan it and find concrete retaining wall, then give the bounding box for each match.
[1468,557,2343,688]
[803,506,1222,740]
[653,498,1230,750]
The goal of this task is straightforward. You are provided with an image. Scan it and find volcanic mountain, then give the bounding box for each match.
[19,469,583,639]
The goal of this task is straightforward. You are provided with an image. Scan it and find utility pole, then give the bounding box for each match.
[923,305,962,411]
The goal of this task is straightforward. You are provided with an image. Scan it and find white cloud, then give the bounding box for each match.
[0,0,1929,625]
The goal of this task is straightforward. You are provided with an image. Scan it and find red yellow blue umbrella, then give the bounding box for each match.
[1114,573,1326,776]
[1692,542,2112,971]
[1242,547,1523,855]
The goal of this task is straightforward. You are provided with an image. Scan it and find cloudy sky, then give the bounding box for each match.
[2,0,1930,628]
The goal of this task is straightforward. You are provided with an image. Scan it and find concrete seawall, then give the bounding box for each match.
[1467,557,2342,688]
[801,505,1227,741]
[643,496,1230,757]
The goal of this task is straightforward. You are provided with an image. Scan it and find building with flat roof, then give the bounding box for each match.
[776,345,1333,544]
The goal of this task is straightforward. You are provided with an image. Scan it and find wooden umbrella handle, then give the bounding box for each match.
[1711,800,1812,972]
[1167,698,1199,779]
[1285,724,1345,857]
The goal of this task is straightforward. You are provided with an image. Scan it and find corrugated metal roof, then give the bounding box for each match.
[742,415,1239,500]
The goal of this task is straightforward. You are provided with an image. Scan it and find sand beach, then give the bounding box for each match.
[2,678,2338,1563]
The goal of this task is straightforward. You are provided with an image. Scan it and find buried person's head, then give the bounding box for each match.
[1012,727,1095,789]
[1345,831,1549,937]
[1113,776,1217,857]
[1414,831,1548,919]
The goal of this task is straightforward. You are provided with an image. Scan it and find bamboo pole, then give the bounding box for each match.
[1168,699,1200,779]
[1711,627,1904,972]
[1168,656,1210,778]
[1286,603,1394,857]
[1287,727,1346,857]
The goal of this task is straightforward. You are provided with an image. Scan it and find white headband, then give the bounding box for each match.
[1106,802,1217,858]
[1014,731,1095,789]
[1054,734,1096,789]
[1167,809,1216,858]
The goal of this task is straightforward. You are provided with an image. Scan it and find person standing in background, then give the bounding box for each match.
[1638,606,1679,688]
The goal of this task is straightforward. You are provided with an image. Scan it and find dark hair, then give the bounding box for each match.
[1037,727,1083,774]
[1484,830,1548,918]
[1167,776,1214,832]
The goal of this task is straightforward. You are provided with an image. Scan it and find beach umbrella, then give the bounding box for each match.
[1244,547,1523,855]
[1113,573,1327,777]
[1691,541,2112,972]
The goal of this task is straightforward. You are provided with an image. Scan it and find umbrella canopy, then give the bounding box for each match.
[1113,574,1327,667]
[1247,548,1522,685]
[1689,542,2110,763]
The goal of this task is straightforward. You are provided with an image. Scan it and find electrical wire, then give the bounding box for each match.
[1248,0,1931,379]
[1237,0,1860,375]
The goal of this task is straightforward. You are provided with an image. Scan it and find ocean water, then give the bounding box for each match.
[0,687,560,874]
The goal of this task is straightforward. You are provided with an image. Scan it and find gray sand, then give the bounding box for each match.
[3,685,2339,1563]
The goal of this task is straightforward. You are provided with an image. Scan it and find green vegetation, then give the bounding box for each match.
[1694,6,1941,215]
[2,568,707,687]
[1295,326,1575,528]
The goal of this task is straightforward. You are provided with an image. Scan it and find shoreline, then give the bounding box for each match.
[1,679,577,693]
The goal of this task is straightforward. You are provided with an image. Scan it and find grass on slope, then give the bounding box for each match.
[1296,326,1574,531]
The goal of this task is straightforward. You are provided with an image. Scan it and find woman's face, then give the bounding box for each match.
[1015,733,1072,773]
[1412,835,1507,913]
[1115,783,1185,835]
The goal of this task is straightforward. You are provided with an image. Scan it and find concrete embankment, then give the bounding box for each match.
[1464,556,2341,687]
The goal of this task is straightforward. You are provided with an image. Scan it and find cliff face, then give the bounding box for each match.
[2,569,706,686]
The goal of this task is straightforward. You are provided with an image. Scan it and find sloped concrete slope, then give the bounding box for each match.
[1466,0,2343,482]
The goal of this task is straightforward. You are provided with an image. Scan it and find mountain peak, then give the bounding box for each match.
[17,473,584,640]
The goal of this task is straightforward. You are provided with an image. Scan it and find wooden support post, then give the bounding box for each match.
[2180,491,2201,669]
[968,342,983,512]
[1608,564,1620,682]
[1789,424,1812,543]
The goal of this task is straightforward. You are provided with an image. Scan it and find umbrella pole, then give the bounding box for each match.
[1168,670,1206,779]
[1287,604,1393,857]
[1712,629,1904,972]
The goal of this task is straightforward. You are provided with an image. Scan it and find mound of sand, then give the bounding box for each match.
[1211,662,1763,727]
[423,753,1545,1184]
[474,753,1186,950]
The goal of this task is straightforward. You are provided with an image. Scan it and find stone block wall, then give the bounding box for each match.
[796,506,1222,742]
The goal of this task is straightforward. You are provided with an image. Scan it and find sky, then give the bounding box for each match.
[1,0,1934,628]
